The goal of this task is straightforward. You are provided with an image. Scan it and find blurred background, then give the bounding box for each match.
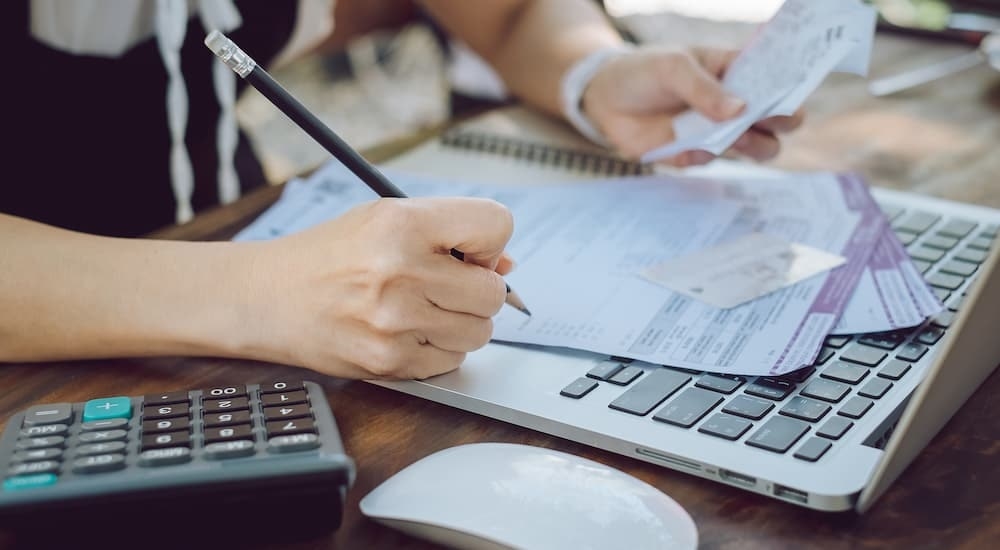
[236,0,1000,185]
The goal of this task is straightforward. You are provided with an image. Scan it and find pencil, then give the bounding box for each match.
[204,30,530,317]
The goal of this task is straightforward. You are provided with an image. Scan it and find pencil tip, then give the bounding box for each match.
[505,289,531,317]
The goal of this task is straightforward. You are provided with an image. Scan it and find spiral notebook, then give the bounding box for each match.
[380,105,653,183]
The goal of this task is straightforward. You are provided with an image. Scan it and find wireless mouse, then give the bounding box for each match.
[359,442,698,550]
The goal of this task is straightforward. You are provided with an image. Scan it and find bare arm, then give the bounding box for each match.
[419,0,624,118]
[0,213,253,362]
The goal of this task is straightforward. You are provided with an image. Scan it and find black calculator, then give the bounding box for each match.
[0,380,354,542]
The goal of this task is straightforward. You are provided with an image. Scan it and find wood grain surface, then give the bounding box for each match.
[2,30,998,550]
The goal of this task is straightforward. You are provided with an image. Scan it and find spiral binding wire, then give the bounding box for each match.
[440,130,652,176]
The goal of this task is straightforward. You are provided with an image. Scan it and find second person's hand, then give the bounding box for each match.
[581,46,806,167]
[233,196,515,381]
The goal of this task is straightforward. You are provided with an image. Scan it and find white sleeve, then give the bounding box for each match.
[270,0,337,68]
[559,45,634,147]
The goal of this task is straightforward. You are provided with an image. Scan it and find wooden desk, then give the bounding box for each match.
[2,32,999,550]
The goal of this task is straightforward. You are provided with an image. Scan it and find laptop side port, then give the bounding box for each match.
[635,448,702,471]
[718,469,757,487]
[773,484,808,504]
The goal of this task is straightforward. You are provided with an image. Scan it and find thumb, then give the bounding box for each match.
[413,197,515,271]
[659,53,745,122]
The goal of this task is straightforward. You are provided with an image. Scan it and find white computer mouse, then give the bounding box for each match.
[359,442,698,550]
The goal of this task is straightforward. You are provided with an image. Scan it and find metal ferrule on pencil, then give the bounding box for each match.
[204,30,256,77]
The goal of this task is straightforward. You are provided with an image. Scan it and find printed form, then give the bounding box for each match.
[234,161,931,377]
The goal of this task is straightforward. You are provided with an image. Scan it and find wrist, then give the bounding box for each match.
[560,44,633,147]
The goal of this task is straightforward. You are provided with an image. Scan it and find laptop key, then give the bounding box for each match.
[839,345,888,367]
[745,378,795,401]
[858,378,893,399]
[800,379,851,403]
[893,211,940,234]
[586,360,624,381]
[838,396,874,419]
[560,378,598,399]
[817,416,853,440]
[824,335,851,349]
[967,236,993,251]
[939,260,977,278]
[608,368,690,416]
[745,416,810,454]
[909,246,945,263]
[794,437,832,462]
[723,395,775,420]
[936,219,977,239]
[954,247,988,264]
[927,272,964,291]
[821,362,869,384]
[695,374,744,394]
[653,388,723,428]
[779,396,831,423]
[857,332,905,350]
[607,366,643,386]
[698,413,753,441]
[917,326,945,345]
[895,343,927,363]
[922,234,959,250]
[879,359,912,380]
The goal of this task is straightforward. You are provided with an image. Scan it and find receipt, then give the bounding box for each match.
[641,0,877,163]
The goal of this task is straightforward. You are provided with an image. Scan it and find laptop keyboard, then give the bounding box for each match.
[559,202,997,463]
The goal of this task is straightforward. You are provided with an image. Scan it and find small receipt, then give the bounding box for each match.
[641,232,846,309]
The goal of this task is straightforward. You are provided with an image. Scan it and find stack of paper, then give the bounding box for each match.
[234,161,941,377]
[641,0,877,163]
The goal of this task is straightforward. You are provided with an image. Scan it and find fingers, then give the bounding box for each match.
[731,129,781,161]
[656,52,745,122]
[407,197,515,270]
[420,254,507,317]
[752,109,806,134]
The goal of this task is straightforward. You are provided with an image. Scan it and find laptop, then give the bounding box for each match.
[372,111,1000,512]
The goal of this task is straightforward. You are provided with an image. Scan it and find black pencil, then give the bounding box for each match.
[204,30,529,317]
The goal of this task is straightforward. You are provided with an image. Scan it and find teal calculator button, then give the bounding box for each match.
[82,396,133,423]
[3,473,58,491]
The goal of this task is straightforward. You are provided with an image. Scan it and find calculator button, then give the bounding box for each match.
[21,403,73,426]
[203,440,256,460]
[268,433,321,453]
[203,425,254,445]
[260,381,305,394]
[76,441,128,456]
[260,390,309,407]
[71,454,126,474]
[20,424,68,438]
[143,403,190,420]
[202,385,248,399]
[262,404,312,422]
[141,431,191,451]
[15,436,65,450]
[81,418,130,431]
[142,417,191,434]
[78,429,128,443]
[9,460,60,476]
[138,447,192,467]
[266,417,317,437]
[203,410,252,428]
[82,397,133,423]
[2,473,58,492]
[11,448,63,463]
[202,397,250,414]
[144,391,190,405]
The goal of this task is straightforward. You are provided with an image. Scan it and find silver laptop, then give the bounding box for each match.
[371,187,1000,512]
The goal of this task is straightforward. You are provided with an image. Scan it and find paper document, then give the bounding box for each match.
[641,232,846,309]
[641,0,877,163]
[236,161,901,376]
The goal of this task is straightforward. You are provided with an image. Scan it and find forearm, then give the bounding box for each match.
[0,214,255,362]
[423,0,624,117]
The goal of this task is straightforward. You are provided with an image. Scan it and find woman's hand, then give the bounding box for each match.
[581,46,805,167]
[236,197,515,381]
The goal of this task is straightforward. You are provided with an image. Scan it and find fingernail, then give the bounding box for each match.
[719,96,745,117]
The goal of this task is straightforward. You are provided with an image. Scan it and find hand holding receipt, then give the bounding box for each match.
[204,30,530,317]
